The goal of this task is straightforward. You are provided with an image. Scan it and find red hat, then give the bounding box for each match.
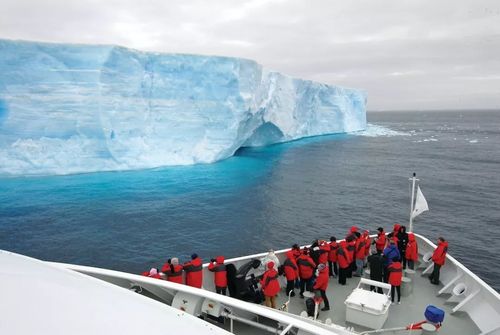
[350,226,358,233]
[267,261,275,269]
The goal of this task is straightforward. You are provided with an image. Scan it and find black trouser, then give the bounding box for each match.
[300,278,313,295]
[347,261,355,278]
[319,289,329,309]
[328,261,338,277]
[401,255,407,269]
[370,276,383,293]
[429,263,441,284]
[286,280,295,296]
[383,266,389,283]
[216,287,227,295]
[391,285,401,302]
[338,267,347,285]
[407,260,415,270]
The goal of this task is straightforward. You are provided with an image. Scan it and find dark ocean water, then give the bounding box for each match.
[1,110,499,292]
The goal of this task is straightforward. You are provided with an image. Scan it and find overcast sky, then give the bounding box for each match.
[1,0,499,111]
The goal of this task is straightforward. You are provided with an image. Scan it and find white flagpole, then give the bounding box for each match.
[409,172,419,233]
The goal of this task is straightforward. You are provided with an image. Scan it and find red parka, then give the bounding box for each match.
[337,241,351,269]
[141,270,162,279]
[355,237,366,260]
[432,240,449,266]
[328,241,338,262]
[375,231,386,252]
[405,233,419,261]
[297,254,316,279]
[208,256,227,289]
[364,232,371,257]
[313,266,329,291]
[318,242,330,264]
[283,251,298,281]
[388,261,403,286]
[347,239,356,262]
[161,263,184,284]
[183,257,203,288]
[261,262,280,297]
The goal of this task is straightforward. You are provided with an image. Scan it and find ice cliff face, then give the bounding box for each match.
[0,40,366,176]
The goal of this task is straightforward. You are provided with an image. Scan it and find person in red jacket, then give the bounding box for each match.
[183,253,203,288]
[297,248,316,298]
[328,236,338,278]
[313,264,330,311]
[364,230,371,260]
[375,227,387,254]
[388,223,400,246]
[208,256,227,295]
[346,235,357,278]
[283,250,298,297]
[337,240,351,285]
[354,234,366,277]
[291,244,302,259]
[261,261,280,308]
[429,237,448,285]
[142,268,162,279]
[161,258,183,284]
[318,240,330,265]
[387,257,403,304]
[405,233,419,270]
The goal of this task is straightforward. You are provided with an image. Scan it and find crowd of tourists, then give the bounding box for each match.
[142,224,449,311]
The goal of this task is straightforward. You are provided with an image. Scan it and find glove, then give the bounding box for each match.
[211,258,216,263]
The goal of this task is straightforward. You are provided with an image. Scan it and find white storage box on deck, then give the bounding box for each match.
[344,278,391,329]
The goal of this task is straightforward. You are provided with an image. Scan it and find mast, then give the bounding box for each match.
[409,172,418,233]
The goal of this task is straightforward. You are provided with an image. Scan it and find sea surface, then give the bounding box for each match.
[1,110,499,292]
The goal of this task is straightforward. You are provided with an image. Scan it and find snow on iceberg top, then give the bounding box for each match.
[0,39,366,176]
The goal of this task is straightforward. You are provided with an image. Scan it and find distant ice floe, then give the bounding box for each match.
[353,124,408,137]
[469,139,479,143]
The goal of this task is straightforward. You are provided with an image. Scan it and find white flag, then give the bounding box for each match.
[412,186,429,219]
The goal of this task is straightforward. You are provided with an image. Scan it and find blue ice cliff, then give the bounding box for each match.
[0,40,366,176]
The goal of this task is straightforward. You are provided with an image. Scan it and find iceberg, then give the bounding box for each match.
[0,39,366,176]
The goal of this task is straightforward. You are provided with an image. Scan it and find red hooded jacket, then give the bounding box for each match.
[261,262,280,297]
[141,271,162,279]
[432,240,448,266]
[297,254,316,279]
[161,263,183,284]
[328,241,338,262]
[337,241,351,269]
[375,231,386,252]
[355,237,366,260]
[318,242,330,264]
[183,257,203,288]
[313,266,329,291]
[208,256,227,289]
[405,233,419,261]
[388,261,403,286]
[283,251,298,281]
[364,233,371,257]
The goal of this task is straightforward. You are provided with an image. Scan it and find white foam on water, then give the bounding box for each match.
[353,123,409,137]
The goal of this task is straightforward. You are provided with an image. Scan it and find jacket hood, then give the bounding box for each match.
[408,233,416,242]
[216,256,224,264]
[191,257,202,266]
[286,250,295,259]
[393,223,401,232]
[439,240,449,248]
